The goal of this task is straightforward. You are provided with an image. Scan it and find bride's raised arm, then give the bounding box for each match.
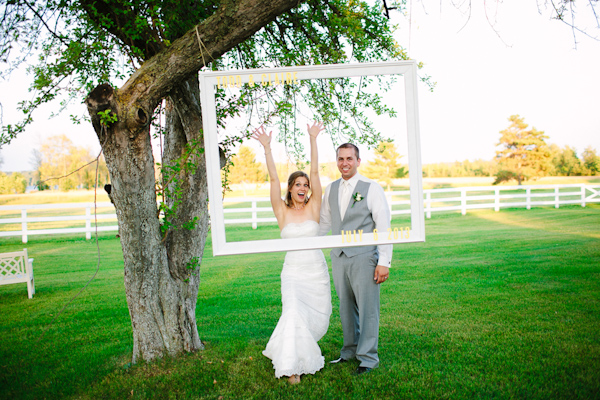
[307,121,325,212]
[252,126,286,223]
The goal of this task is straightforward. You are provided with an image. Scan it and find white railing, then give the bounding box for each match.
[406,183,599,219]
[1,184,598,243]
[0,202,118,243]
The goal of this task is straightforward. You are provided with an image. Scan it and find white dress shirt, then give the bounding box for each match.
[319,173,393,268]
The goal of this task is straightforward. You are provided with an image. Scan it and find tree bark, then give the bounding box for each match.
[84,0,303,362]
[86,83,179,362]
[85,79,208,363]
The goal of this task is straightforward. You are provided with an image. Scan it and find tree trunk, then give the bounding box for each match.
[161,75,210,354]
[83,0,303,363]
[85,82,204,362]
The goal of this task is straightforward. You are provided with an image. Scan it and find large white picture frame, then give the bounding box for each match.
[199,60,424,256]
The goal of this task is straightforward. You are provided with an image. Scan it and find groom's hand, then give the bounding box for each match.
[374,265,389,284]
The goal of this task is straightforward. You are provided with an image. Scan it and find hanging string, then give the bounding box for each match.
[36,141,106,343]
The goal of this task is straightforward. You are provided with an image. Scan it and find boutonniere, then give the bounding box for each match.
[351,192,363,208]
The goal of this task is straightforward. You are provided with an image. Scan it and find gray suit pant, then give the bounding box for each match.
[331,250,380,369]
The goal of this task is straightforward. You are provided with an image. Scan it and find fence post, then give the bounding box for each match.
[252,200,257,229]
[426,191,431,219]
[461,189,466,215]
[494,188,500,212]
[386,192,392,215]
[526,188,531,210]
[581,185,586,208]
[21,208,28,244]
[555,187,560,209]
[86,207,92,240]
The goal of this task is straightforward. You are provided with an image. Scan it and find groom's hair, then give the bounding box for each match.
[336,143,360,159]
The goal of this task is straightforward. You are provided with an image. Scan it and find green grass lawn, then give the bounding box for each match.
[0,205,599,399]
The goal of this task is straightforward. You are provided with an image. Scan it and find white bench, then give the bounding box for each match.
[0,249,35,299]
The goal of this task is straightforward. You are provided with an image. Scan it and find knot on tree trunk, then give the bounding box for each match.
[86,83,151,141]
[126,106,150,137]
[85,83,117,141]
[86,83,114,106]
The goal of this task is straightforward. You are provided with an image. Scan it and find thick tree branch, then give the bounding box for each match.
[115,0,302,133]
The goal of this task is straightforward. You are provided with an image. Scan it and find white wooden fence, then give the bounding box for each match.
[0,202,118,244]
[1,184,598,243]
[418,183,599,218]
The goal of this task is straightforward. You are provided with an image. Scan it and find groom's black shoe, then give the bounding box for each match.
[329,357,348,364]
[352,366,372,376]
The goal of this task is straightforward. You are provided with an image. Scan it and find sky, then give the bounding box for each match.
[402,0,600,164]
[0,0,599,172]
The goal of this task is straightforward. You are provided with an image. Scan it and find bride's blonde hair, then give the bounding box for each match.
[285,171,310,207]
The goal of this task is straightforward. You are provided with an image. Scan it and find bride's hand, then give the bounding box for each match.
[307,121,325,139]
[251,125,272,148]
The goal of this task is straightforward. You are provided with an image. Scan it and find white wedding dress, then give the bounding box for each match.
[262,220,332,378]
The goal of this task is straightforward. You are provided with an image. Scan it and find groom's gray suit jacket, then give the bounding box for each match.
[328,179,378,258]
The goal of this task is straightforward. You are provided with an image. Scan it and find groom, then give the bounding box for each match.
[319,143,392,376]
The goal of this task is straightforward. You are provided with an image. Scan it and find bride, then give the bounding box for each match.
[252,121,332,385]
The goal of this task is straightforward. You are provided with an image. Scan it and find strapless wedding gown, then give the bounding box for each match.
[262,220,332,378]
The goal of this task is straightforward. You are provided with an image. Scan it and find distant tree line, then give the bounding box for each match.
[226,120,598,190]
[549,144,598,176]
[3,116,596,195]
[224,146,338,187]
[0,150,27,194]
[32,134,110,191]
[422,159,497,178]
[424,115,598,183]
[0,134,110,194]
[422,144,599,179]
[493,115,598,184]
[225,140,407,190]
[0,171,27,194]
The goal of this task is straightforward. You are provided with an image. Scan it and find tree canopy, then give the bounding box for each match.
[0,0,408,148]
[362,140,406,190]
[0,171,27,193]
[227,145,263,185]
[582,146,600,175]
[550,144,585,176]
[35,134,109,190]
[494,114,552,185]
